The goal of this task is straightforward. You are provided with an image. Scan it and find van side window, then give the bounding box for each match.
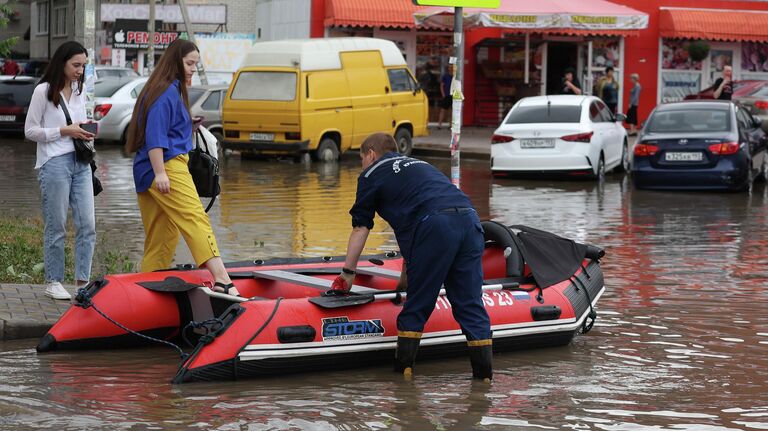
[388,69,414,92]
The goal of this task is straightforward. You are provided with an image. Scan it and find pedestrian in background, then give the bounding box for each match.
[437,64,453,129]
[332,133,493,381]
[125,39,238,296]
[627,73,641,136]
[561,67,582,95]
[24,41,97,300]
[597,66,619,114]
[713,65,733,100]
[2,58,20,76]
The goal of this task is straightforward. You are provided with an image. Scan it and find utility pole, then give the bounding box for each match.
[74,0,96,119]
[147,0,155,73]
[449,7,464,189]
[177,0,208,84]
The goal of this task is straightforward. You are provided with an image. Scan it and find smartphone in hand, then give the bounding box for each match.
[80,122,98,136]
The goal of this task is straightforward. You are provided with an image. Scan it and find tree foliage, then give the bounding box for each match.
[0,3,20,58]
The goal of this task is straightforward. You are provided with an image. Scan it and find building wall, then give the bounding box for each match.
[187,0,257,34]
[254,0,311,41]
[29,0,78,59]
[614,0,768,124]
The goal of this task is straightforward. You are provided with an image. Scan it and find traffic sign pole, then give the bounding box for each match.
[450,7,464,189]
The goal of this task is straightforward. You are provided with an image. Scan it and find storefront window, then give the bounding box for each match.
[592,39,620,69]
[741,42,768,80]
[660,39,704,103]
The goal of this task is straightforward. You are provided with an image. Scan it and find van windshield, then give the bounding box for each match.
[231,71,296,101]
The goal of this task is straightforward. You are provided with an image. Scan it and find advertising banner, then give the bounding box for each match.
[661,72,701,103]
[112,19,180,50]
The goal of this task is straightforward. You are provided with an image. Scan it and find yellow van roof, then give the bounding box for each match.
[240,38,407,71]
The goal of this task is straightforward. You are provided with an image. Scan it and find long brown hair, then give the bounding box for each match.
[40,41,87,107]
[125,39,199,153]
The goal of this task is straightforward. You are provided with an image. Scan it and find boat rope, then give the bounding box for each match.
[571,275,596,333]
[74,287,189,360]
[182,318,226,348]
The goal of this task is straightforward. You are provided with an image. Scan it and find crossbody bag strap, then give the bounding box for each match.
[59,95,73,126]
[196,129,211,155]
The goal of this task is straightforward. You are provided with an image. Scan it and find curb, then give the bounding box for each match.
[1,318,52,341]
[412,146,490,160]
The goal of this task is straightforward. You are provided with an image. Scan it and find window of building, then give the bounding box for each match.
[53,5,67,37]
[36,1,49,35]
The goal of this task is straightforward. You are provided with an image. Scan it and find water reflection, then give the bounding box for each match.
[2,136,768,429]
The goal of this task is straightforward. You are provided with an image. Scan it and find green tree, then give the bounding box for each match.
[0,2,20,57]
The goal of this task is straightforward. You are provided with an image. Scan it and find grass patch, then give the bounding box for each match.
[0,216,137,284]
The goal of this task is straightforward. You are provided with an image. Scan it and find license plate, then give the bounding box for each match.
[250,132,274,141]
[0,115,15,122]
[665,152,703,162]
[520,139,555,149]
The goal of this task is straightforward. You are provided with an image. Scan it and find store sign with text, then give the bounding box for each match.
[112,19,180,50]
[661,72,701,103]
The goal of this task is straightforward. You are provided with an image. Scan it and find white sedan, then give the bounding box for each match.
[490,95,629,180]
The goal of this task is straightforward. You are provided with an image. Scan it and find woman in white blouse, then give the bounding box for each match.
[24,41,97,300]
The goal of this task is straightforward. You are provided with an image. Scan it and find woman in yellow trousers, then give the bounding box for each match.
[125,39,238,296]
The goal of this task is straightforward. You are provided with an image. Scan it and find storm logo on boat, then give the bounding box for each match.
[322,317,385,341]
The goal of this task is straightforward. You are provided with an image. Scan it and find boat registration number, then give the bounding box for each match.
[665,152,703,162]
[250,132,274,141]
[520,139,555,149]
[0,115,15,122]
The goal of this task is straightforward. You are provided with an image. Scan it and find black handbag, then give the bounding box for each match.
[59,98,95,164]
[188,129,220,212]
[90,160,103,197]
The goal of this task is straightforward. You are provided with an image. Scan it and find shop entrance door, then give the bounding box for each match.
[546,42,578,95]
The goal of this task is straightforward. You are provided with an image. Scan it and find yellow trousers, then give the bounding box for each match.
[137,154,220,272]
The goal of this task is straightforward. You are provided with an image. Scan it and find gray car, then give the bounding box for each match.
[189,85,228,142]
[94,77,147,142]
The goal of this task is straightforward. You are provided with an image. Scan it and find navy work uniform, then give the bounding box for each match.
[349,152,493,379]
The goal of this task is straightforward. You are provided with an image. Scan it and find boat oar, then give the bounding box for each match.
[309,282,520,309]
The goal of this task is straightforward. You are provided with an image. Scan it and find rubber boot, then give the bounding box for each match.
[468,340,493,382]
[394,332,422,378]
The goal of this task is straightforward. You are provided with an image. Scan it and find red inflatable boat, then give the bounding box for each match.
[36,223,606,384]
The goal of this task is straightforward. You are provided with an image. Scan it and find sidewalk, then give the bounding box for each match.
[412,126,493,159]
[0,283,73,340]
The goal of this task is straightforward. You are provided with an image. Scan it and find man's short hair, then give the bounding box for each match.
[361,133,397,156]
[606,66,614,73]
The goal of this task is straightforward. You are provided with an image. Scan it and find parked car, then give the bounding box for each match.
[223,38,428,161]
[94,66,140,80]
[0,75,37,134]
[189,85,228,143]
[734,82,768,116]
[490,95,629,180]
[93,77,148,142]
[632,100,768,191]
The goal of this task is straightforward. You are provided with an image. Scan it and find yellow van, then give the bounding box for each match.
[221,38,428,160]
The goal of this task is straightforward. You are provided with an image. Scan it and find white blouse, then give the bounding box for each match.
[24,82,88,169]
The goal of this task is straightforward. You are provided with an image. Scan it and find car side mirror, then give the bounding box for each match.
[413,83,422,95]
[615,113,627,122]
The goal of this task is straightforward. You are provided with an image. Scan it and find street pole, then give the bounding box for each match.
[450,7,464,189]
[147,0,155,74]
[74,0,96,120]
[177,0,208,85]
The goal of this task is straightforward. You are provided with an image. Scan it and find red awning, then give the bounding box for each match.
[415,0,648,36]
[325,0,422,29]
[660,7,768,43]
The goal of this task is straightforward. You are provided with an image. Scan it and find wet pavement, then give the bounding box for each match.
[1,134,768,430]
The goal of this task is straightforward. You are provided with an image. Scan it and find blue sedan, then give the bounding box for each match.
[632,101,768,191]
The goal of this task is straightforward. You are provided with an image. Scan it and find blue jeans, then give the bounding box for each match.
[38,152,96,282]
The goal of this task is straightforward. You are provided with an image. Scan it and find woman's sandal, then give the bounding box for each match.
[213,282,240,296]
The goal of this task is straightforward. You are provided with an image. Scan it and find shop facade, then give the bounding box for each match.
[613,0,768,124]
[313,0,648,126]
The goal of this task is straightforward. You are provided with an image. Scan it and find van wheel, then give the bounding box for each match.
[312,138,340,162]
[395,128,413,156]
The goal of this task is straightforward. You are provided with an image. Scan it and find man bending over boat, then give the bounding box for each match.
[332,133,493,381]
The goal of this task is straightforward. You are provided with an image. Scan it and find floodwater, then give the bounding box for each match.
[1,136,768,430]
